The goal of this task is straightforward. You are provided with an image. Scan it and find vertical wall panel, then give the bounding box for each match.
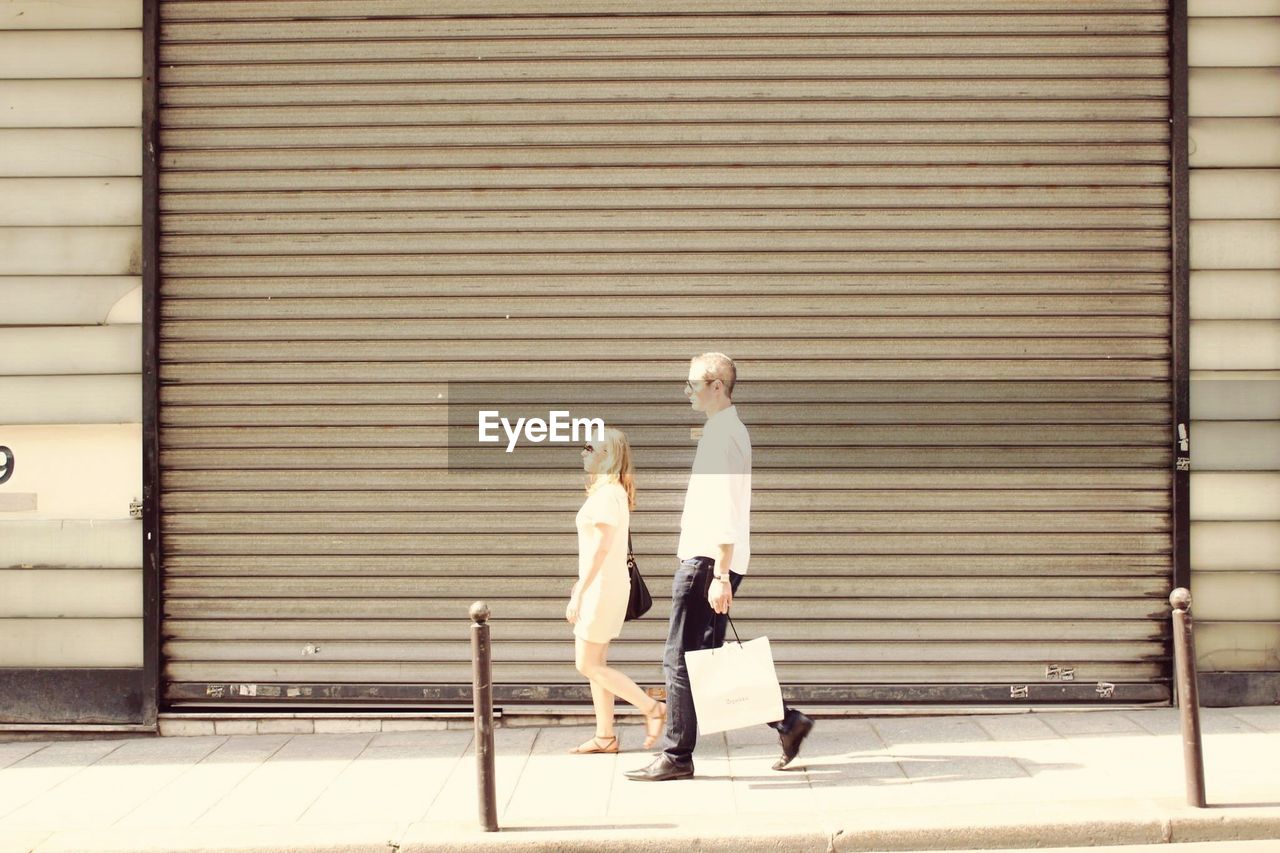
[1189,1,1280,682]
[0,0,144,724]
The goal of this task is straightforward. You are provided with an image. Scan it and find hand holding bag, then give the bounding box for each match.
[684,616,785,734]
[624,533,652,621]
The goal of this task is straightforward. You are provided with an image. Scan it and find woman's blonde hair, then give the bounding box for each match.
[586,427,636,510]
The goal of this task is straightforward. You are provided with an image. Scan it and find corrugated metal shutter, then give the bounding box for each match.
[157,1,1173,707]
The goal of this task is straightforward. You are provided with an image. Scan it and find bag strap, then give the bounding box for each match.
[725,614,743,646]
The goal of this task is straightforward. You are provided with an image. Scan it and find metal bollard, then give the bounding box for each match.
[1170,588,1206,808]
[470,601,498,831]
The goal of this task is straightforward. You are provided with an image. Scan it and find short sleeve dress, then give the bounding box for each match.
[573,480,631,643]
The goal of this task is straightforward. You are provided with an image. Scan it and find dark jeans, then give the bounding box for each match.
[659,556,805,766]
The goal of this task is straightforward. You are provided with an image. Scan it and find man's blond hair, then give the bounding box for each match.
[692,352,736,397]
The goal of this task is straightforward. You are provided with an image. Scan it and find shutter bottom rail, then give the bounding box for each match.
[165,681,1170,707]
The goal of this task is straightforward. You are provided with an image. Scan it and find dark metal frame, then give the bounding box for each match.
[1170,0,1192,597]
[143,3,1196,716]
[140,0,163,726]
[166,681,1171,707]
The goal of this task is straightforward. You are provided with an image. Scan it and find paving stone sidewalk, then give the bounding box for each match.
[0,707,1277,852]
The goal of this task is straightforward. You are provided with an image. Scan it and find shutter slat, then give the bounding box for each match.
[163,596,1166,621]
[159,2,1170,22]
[160,100,1169,128]
[164,618,1167,642]
[162,661,1166,684]
[163,488,1171,513]
[162,510,1172,535]
[163,209,1172,234]
[161,188,1171,213]
[161,144,1173,170]
[161,306,1172,329]
[160,15,1168,42]
[162,554,1171,577]
[159,35,1171,64]
[162,640,1166,665]
[160,79,1171,108]
[160,401,1172,427]
[159,360,1172,383]
[164,468,1173,491]
[165,532,1172,555]
[162,58,1171,86]
[161,230,1172,254]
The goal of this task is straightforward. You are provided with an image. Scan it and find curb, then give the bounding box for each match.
[14,801,1280,852]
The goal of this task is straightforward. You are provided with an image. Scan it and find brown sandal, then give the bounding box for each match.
[569,734,619,754]
[642,700,667,750]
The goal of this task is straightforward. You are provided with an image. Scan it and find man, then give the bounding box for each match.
[626,352,813,782]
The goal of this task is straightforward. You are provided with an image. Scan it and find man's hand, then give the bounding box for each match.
[708,576,733,614]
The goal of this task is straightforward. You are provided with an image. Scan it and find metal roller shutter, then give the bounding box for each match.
[157,1,1174,707]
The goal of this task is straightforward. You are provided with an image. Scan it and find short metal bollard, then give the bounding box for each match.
[470,601,498,831]
[1170,588,1206,808]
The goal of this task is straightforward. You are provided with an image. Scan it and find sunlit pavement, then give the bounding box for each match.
[0,707,1277,852]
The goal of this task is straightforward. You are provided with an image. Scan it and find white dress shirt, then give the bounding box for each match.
[677,404,752,574]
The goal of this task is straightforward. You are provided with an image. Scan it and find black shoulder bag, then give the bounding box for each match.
[625,533,653,621]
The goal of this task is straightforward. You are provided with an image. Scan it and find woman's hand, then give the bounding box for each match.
[566,582,582,624]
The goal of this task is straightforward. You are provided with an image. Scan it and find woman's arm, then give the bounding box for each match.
[579,521,617,591]
[567,521,617,623]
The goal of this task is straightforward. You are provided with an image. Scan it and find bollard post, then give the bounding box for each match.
[470,601,498,832]
[1170,588,1206,808]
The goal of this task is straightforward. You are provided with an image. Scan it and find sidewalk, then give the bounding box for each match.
[1,707,1277,852]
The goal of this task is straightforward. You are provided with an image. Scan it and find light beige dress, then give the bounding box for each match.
[573,479,631,643]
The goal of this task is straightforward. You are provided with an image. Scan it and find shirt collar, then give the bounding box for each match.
[705,404,738,428]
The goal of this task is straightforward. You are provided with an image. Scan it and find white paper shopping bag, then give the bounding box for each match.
[685,635,785,735]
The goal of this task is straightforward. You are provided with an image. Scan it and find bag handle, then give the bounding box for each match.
[724,614,743,647]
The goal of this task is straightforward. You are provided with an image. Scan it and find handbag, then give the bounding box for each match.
[624,533,652,621]
[684,616,785,735]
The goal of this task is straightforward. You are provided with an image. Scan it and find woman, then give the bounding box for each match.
[566,427,666,754]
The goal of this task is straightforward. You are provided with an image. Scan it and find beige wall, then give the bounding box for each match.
[0,0,143,673]
[1188,0,1280,673]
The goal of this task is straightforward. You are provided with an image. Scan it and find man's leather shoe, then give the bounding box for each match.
[772,713,814,770]
[624,754,694,782]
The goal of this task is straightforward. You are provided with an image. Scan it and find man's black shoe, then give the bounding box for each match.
[624,754,694,782]
[772,713,814,770]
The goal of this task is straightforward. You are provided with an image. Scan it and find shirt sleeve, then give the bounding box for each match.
[585,487,622,528]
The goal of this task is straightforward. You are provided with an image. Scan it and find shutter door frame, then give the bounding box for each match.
[151,0,1184,710]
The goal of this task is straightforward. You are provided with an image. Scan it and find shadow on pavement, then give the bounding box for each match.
[734,753,1082,789]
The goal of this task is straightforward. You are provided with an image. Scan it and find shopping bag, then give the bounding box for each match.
[685,633,785,735]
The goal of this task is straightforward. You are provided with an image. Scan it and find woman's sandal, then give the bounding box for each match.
[642,700,667,750]
[569,734,619,754]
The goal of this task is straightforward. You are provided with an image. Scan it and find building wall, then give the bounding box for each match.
[1187,0,1280,694]
[0,0,145,722]
[2,1,1276,720]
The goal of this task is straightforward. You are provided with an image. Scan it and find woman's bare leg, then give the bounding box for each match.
[576,638,659,715]
[576,638,616,737]
[588,680,615,737]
